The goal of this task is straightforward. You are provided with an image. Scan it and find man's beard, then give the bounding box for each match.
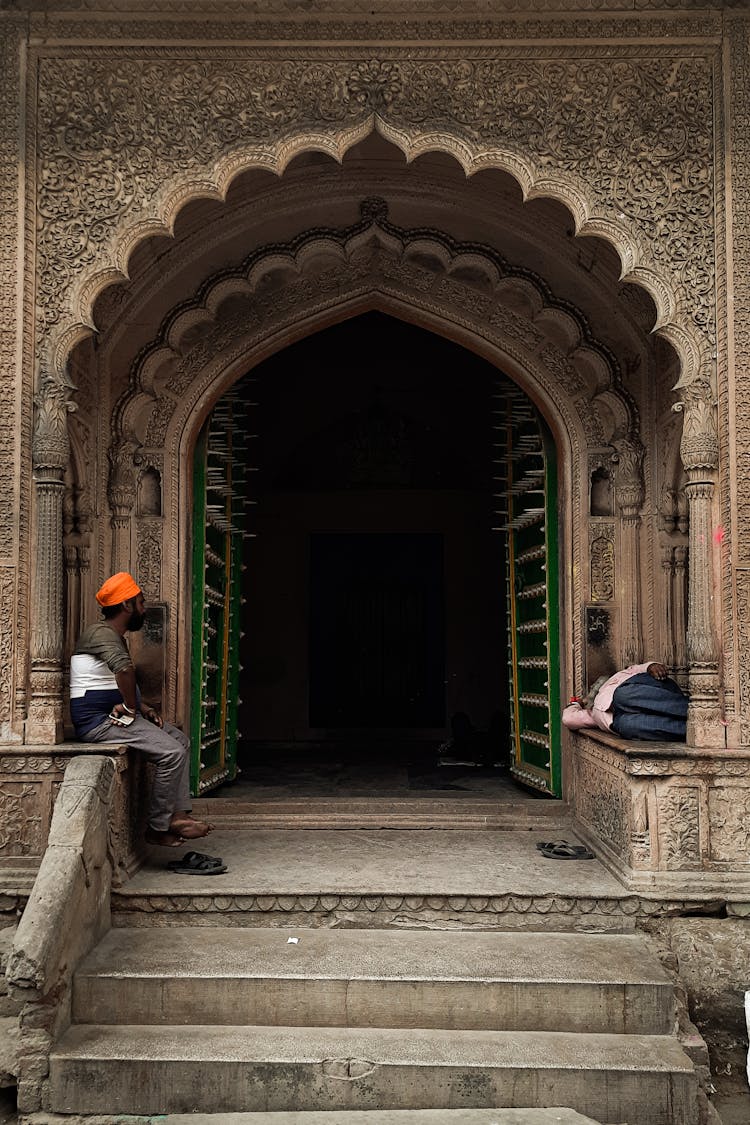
[127,611,145,632]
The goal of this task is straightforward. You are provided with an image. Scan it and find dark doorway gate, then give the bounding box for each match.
[309,533,445,729]
[190,315,562,798]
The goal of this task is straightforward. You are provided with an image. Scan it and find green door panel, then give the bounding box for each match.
[494,384,561,797]
[190,395,253,796]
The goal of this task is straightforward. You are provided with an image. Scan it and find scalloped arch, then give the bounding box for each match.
[117,215,638,458]
[52,121,698,385]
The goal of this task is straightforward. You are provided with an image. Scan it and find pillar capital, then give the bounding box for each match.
[32,370,76,473]
[673,372,719,476]
[612,434,645,517]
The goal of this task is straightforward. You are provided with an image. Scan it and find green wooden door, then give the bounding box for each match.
[190,395,252,795]
[494,386,561,797]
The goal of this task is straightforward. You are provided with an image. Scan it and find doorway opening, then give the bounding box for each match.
[191,312,561,800]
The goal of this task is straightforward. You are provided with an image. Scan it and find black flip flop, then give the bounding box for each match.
[539,842,596,860]
[167,851,226,874]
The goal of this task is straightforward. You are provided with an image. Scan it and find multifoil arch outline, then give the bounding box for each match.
[108,209,642,716]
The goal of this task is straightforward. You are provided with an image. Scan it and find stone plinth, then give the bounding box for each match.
[571,732,750,900]
[0,744,143,894]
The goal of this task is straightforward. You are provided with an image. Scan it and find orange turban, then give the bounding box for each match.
[95,572,141,607]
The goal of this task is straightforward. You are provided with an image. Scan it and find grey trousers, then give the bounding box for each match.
[83,715,192,831]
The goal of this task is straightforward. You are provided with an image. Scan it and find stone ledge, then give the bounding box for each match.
[0,745,136,873]
[570,732,750,890]
[573,730,750,775]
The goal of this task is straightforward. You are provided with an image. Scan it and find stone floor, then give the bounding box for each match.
[207,749,538,802]
[135,827,619,899]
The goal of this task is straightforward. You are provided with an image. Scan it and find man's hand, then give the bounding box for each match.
[647,662,668,680]
[142,706,163,728]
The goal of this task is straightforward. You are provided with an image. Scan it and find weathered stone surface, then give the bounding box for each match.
[49,1023,697,1122]
[72,927,676,1035]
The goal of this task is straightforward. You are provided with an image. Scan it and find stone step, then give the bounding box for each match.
[112,828,636,933]
[28,1111,605,1124]
[189,798,572,831]
[72,927,675,1035]
[49,1024,697,1124]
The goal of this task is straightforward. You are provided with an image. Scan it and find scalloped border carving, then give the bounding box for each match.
[31,48,716,392]
[105,210,642,719]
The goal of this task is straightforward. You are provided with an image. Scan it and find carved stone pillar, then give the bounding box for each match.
[63,541,80,671]
[673,545,688,674]
[26,379,75,744]
[674,376,722,747]
[613,436,645,666]
[108,441,137,570]
[660,546,675,669]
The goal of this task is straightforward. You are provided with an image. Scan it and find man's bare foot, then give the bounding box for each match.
[145,828,185,847]
[169,816,214,839]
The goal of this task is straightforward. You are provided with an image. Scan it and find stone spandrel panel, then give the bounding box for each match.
[32,47,716,378]
[0,783,43,857]
[572,746,631,864]
[657,784,703,871]
[708,784,750,864]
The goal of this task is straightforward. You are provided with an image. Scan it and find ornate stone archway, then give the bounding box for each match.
[96,205,645,731]
[23,45,721,746]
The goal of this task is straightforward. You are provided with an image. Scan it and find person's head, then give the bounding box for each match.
[96,572,145,632]
[583,675,608,710]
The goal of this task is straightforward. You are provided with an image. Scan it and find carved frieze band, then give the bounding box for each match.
[730,24,750,575]
[0,24,23,727]
[28,9,722,45]
[0,569,15,724]
[0,24,21,558]
[109,891,675,921]
[33,48,716,383]
[736,569,750,745]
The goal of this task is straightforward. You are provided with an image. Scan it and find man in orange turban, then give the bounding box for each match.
[70,572,212,846]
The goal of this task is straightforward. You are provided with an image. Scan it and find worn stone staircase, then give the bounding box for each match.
[48,925,698,1124]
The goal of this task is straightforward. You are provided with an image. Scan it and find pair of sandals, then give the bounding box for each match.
[166,850,227,875]
[536,839,596,861]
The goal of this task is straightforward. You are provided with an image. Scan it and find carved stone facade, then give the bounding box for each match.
[573,730,750,898]
[1,1,749,885]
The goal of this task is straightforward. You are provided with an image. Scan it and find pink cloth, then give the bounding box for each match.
[562,663,653,732]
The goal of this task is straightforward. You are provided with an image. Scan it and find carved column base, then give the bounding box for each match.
[25,664,65,744]
[687,664,725,748]
[572,730,750,897]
